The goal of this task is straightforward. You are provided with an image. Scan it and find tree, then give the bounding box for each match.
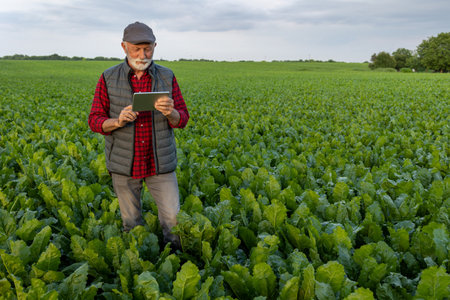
[392,48,413,70]
[417,32,450,72]
[369,51,396,70]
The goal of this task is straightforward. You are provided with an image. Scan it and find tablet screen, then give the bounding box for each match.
[132,91,169,112]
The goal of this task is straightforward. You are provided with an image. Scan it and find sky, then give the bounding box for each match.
[0,0,449,62]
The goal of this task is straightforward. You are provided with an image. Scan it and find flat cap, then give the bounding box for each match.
[123,22,156,44]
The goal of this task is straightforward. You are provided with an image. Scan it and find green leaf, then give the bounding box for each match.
[173,261,201,300]
[217,228,240,255]
[333,181,350,202]
[42,270,65,283]
[264,175,281,200]
[78,185,95,204]
[344,287,375,300]
[29,225,52,262]
[204,200,233,227]
[9,274,26,300]
[315,281,335,300]
[62,178,78,203]
[240,188,258,214]
[1,252,27,279]
[422,222,449,264]
[287,250,310,276]
[194,276,214,300]
[9,240,31,265]
[252,262,276,298]
[331,225,352,251]
[70,235,87,261]
[388,227,409,252]
[279,276,300,300]
[181,194,204,214]
[222,264,254,299]
[353,244,375,266]
[238,226,257,250]
[360,181,376,198]
[200,175,219,199]
[158,254,181,281]
[39,183,58,208]
[316,261,345,293]
[415,266,450,300]
[35,243,61,272]
[15,219,43,241]
[58,262,89,299]
[284,223,312,251]
[106,236,125,270]
[241,167,255,186]
[299,264,315,300]
[0,209,16,236]
[263,199,287,229]
[201,241,212,264]
[133,271,160,300]
[173,212,216,253]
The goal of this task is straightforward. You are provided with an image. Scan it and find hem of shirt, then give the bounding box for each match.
[131,172,157,179]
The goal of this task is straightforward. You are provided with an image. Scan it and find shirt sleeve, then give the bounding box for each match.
[170,75,190,129]
[88,74,112,135]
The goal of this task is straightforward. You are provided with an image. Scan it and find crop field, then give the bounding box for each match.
[0,60,449,299]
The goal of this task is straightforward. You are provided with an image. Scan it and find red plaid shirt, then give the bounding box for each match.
[88,68,189,179]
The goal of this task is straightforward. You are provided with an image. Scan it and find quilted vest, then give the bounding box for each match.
[103,60,177,176]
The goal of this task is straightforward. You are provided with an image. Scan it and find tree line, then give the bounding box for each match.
[369,32,449,72]
[0,53,121,61]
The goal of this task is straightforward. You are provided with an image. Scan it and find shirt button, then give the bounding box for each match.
[141,124,143,127]
[141,141,145,144]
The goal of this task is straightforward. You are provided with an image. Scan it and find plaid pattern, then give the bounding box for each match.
[88,69,189,179]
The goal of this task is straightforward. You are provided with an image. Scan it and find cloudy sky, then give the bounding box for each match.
[0,0,449,62]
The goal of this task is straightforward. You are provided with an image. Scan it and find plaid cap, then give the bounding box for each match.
[123,22,156,44]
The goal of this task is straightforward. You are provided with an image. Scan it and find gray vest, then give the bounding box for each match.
[103,60,177,176]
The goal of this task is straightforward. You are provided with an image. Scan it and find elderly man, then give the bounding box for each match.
[88,22,189,249]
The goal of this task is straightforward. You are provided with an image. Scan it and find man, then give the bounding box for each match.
[88,22,189,249]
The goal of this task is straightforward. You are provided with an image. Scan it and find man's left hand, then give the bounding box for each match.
[155,96,174,117]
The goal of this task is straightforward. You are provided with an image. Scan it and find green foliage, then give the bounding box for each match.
[415,266,450,300]
[0,60,449,298]
[369,51,396,69]
[392,48,413,70]
[173,261,201,299]
[417,32,450,72]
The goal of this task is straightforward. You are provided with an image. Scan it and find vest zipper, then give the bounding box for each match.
[150,72,160,175]
[152,111,159,175]
[128,73,135,176]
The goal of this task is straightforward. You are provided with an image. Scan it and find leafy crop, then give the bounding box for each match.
[0,60,449,299]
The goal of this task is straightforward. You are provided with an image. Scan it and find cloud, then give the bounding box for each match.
[0,0,448,61]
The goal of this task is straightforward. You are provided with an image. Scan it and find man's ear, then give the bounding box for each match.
[121,42,127,54]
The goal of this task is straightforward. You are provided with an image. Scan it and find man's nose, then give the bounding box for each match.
[138,49,147,59]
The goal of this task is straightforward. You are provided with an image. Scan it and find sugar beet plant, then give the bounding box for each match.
[0,60,449,299]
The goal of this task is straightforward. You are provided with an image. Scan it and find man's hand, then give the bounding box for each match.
[154,96,181,126]
[118,105,139,127]
[154,96,174,116]
[101,105,138,133]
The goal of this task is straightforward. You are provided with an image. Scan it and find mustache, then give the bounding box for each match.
[134,58,151,63]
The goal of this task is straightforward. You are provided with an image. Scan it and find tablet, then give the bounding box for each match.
[132,91,169,112]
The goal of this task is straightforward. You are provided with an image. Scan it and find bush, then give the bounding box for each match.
[400,68,413,73]
[373,68,397,72]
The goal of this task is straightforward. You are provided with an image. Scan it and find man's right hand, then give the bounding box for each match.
[102,105,139,133]
[117,105,139,127]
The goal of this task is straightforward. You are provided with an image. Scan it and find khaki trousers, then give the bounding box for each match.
[111,172,180,247]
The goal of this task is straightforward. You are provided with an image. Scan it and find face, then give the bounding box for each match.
[122,42,156,71]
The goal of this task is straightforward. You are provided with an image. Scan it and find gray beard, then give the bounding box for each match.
[127,55,152,71]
